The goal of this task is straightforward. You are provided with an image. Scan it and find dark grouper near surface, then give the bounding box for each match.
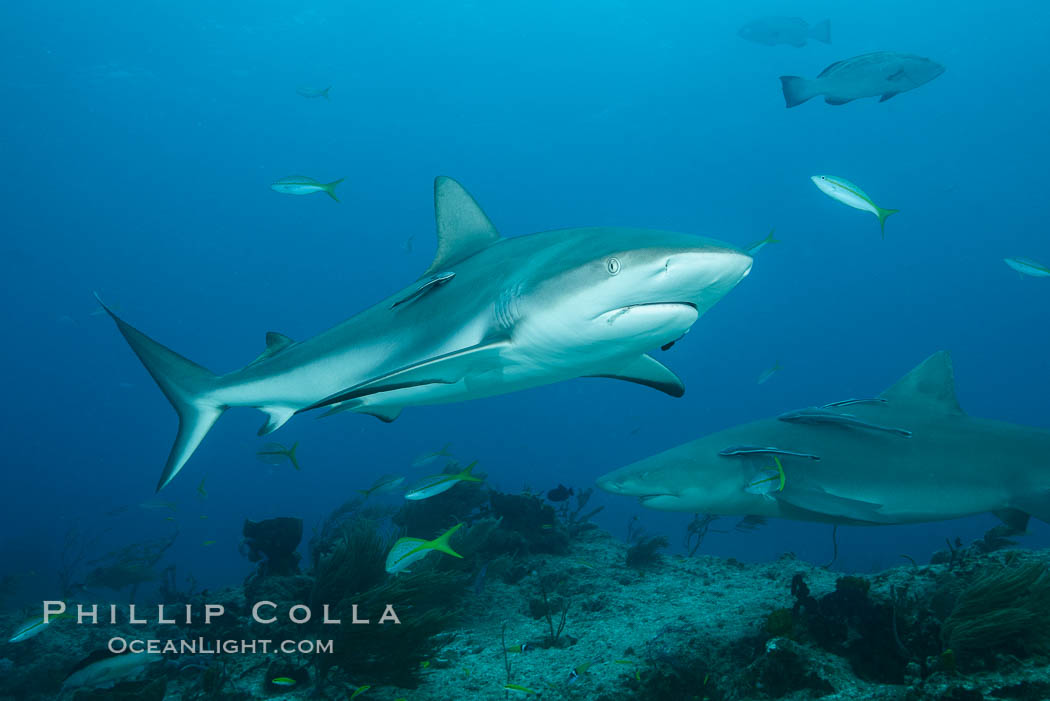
[2,1,1050,700]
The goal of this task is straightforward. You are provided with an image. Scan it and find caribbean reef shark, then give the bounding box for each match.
[99,177,752,490]
[598,352,1050,527]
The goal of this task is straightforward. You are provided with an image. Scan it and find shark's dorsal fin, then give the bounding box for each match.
[423,176,500,277]
[266,332,294,350]
[878,351,964,415]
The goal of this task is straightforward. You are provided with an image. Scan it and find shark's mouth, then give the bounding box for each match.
[639,493,676,504]
[600,301,697,323]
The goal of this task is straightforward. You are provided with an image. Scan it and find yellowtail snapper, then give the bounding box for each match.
[811,175,898,237]
[271,175,344,202]
[256,442,301,470]
[385,523,464,574]
[404,462,482,500]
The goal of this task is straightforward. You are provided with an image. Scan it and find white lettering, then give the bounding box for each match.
[322,605,340,624]
[43,601,66,623]
[378,605,401,625]
[289,605,311,624]
[205,604,225,624]
[252,601,277,624]
[351,604,369,624]
[78,604,98,625]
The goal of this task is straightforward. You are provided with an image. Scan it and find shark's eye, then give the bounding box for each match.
[606,257,621,275]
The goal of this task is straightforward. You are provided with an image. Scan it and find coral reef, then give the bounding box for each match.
[240,517,303,578]
[6,491,1050,701]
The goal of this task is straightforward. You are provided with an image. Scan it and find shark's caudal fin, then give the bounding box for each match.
[422,176,501,277]
[95,295,226,491]
[879,351,964,415]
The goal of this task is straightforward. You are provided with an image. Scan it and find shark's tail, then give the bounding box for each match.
[95,294,226,492]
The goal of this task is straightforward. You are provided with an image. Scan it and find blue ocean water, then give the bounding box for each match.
[2,0,1049,599]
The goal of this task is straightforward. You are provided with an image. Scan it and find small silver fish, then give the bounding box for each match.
[1004,257,1050,278]
[296,86,330,100]
[271,175,344,202]
[757,361,782,385]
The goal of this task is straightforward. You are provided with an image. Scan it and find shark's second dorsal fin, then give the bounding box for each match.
[423,176,500,277]
[248,332,296,367]
[878,351,964,415]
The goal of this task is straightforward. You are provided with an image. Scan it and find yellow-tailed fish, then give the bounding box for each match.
[256,442,301,470]
[271,677,296,687]
[357,474,405,498]
[271,175,344,203]
[1004,257,1050,278]
[811,175,898,237]
[203,540,216,546]
[404,462,482,500]
[504,683,537,695]
[386,523,464,574]
[411,443,452,468]
[757,361,782,385]
[296,86,331,100]
[197,477,207,499]
[745,228,779,256]
[8,612,71,643]
[745,457,786,495]
[350,685,370,699]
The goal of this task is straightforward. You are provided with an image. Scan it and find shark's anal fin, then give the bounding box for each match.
[423,177,501,277]
[879,351,964,415]
[392,272,455,309]
[586,354,685,397]
[301,340,511,412]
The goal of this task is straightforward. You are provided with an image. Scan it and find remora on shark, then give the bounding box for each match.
[99,177,753,491]
[598,352,1050,528]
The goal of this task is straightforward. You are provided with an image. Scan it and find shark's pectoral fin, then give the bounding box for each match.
[302,340,511,412]
[422,177,501,277]
[1009,493,1050,525]
[776,487,890,524]
[586,354,685,397]
[994,508,1031,534]
[257,406,296,435]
